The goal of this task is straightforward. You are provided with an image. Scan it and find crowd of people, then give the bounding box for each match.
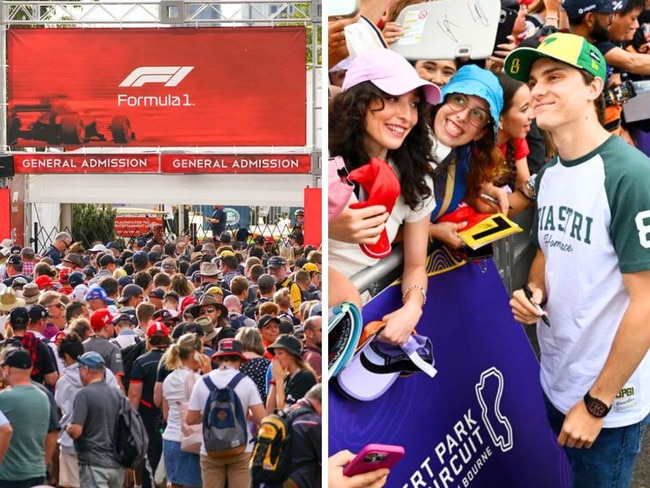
[0,225,323,488]
[329,0,650,486]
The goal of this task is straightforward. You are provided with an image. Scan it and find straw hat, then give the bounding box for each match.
[0,287,26,312]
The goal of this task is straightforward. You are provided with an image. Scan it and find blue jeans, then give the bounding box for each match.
[544,395,650,488]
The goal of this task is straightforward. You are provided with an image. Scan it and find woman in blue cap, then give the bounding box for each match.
[427,64,508,248]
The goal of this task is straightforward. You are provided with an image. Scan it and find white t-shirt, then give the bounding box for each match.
[329,167,435,278]
[162,366,199,442]
[188,367,262,455]
[535,136,650,428]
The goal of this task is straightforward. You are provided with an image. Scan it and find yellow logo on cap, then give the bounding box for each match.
[510,58,520,74]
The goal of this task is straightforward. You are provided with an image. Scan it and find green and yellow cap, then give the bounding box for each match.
[504,32,606,83]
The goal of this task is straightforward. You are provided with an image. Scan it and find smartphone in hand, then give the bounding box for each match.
[342,443,405,477]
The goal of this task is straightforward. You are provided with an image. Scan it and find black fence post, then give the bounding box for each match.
[32,222,39,254]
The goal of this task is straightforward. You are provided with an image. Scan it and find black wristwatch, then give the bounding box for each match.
[584,391,611,418]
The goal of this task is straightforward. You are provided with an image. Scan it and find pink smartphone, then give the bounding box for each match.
[342,443,405,477]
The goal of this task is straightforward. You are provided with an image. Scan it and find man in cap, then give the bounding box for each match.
[61,252,84,272]
[0,349,51,486]
[42,232,72,266]
[303,263,323,300]
[55,336,121,488]
[506,32,650,485]
[187,338,266,488]
[85,286,115,312]
[20,282,41,306]
[562,0,650,77]
[189,294,229,337]
[110,313,140,349]
[206,205,227,238]
[148,287,166,310]
[2,307,58,387]
[2,255,32,288]
[129,322,171,488]
[88,254,117,286]
[34,274,58,292]
[132,250,150,273]
[267,256,303,314]
[84,308,124,391]
[66,351,125,488]
[196,261,223,295]
[160,257,178,276]
[293,208,305,230]
[145,223,166,249]
[117,283,144,318]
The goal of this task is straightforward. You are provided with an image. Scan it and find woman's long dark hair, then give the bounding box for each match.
[329,81,433,211]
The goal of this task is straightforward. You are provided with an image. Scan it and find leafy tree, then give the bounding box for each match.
[72,204,116,249]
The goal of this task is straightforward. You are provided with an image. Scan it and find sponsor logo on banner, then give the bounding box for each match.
[8,28,306,148]
[118,67,196,107]
[119,66,195,87]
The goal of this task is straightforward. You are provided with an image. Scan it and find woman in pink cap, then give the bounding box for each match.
[328,48,441,345]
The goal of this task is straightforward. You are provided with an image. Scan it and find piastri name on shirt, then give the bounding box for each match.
[538,204,594,253]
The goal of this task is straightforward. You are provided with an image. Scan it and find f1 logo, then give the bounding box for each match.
[119,66,194,87]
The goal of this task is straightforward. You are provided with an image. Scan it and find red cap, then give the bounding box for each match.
[179,296,196,312]
[146,321,170,338]
[90,308,115,330]
[34,275,59,290]
[58,268,70,283]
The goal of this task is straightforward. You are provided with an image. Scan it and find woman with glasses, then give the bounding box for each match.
[329,48,441,345]
[427,65,508,248]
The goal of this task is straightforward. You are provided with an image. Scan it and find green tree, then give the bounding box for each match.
[72,204,117,249]
[279,2,322,67]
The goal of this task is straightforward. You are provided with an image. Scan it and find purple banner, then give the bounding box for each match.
[329,260,571,487]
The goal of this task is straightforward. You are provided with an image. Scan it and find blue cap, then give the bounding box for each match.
[117,276,133,288]
[441,65,504,132]
[68,271,85,288]
[132,251,148,265]
[78,351,105,369]
[562,0,624,19]
[85,286,112,303]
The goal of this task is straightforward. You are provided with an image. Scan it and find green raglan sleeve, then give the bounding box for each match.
[604,140,650,273]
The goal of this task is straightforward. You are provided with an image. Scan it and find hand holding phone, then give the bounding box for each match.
[342,443,405,477]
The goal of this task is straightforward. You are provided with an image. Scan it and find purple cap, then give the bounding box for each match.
[342,49,441,105]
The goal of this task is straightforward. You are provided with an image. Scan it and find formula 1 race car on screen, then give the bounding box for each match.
[8,97,134,146]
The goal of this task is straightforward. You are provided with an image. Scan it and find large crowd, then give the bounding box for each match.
[0,223,322,488]
[328,0,650,486]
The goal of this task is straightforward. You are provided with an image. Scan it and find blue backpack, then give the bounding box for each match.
[202,373,248,458]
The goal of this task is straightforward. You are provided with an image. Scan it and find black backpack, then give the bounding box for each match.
[120,340,146,393]
[250,403,312,486]
[243,297,269,319]
[113,392,149,469]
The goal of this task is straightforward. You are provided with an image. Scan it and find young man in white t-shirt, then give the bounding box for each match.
[187,339,266,488]
[506,32,650,486]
